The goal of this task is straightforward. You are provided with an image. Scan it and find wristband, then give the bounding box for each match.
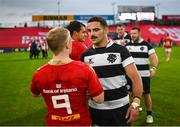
[131,102,140,109]
[133,96,141,100]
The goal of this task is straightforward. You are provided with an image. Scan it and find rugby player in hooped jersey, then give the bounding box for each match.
[81,16,143,126]
[114,24,131,46]
[126,27,158,123]
[30,27,104,126]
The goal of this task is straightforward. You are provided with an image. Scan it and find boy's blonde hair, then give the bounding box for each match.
[47,27,70,55]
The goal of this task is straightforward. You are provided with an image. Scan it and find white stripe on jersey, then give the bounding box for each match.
[149,48,155,55]
[138,70,150,77]
[84,53,121,67]
[122,56,134,67]
[133,58,149,65]
[99,75,127,90]
[126,45,148,53]
[88,95,129,110]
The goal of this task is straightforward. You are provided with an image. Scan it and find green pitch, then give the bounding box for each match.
[0,47,180,126]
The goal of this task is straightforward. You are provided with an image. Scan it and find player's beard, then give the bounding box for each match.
[132,36,140,43]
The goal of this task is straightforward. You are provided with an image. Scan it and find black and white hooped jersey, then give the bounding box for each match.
[125,40,155,77]
[81,40,134,110]
[114,32,131,45]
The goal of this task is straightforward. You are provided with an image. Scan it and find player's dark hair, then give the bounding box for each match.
[66,21,85,36]
[88,16,108,28]
[132,27,141,32]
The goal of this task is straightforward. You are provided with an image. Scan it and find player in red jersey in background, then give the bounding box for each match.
[163,34,173,62]
[66,21,88,60]
[30,27,104,126]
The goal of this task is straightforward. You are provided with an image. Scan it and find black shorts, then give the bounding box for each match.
[127,77,150,94]
[89,104,130,126]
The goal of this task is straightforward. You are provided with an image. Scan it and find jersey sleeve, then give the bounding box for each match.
[147,43,155,55]
[86,65,103,97]
[120,47,134,67]
[30,71,40,95]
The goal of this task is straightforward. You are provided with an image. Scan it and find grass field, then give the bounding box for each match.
[0,47,180,126]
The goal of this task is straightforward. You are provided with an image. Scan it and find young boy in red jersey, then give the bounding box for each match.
[30,27,104,126]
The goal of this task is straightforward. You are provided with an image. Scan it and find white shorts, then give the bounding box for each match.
[165,48,172,52]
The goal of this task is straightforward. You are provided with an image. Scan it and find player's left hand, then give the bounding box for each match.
[126,106,139,123]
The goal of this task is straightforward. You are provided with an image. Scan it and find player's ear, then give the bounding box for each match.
[73,31,78,36]
[104,27,109,35]
[65,36,72,50]
[64,41,69,49]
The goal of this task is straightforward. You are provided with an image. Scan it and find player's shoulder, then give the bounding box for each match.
[33,64,49,77]
[112,42,129,52]
[140,40,149,45]
[72,60,90,68]
[81,46,94,56]
[36,63,49,72]
[72,61,94,74]
[143,41,154,48]
[109,42,120,48]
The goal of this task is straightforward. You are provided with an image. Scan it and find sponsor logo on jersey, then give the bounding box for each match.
[51,114,80,122]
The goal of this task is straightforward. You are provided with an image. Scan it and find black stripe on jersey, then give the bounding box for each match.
[93,64,126,78]
[136,65,150,70]
[104,86,128,101]
[131,52,149,58]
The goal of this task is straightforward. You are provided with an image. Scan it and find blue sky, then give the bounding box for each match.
[0,0,180,26]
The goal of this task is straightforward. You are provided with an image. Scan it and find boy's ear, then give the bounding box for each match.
[64,41,69,49]
[65,39,71,49]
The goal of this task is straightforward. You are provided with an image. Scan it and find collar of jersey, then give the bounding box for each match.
[132,38,144,44]
[92,40,114,49]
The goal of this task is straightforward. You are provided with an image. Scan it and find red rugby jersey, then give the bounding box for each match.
[30,61,103,126]
[69,41,88,61]
[164,37,172,48]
